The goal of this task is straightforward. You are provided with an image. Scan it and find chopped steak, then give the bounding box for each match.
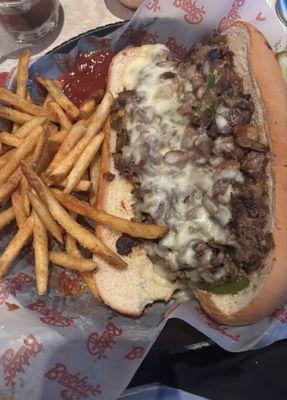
[111,33,272,285]
[116,234,142,256]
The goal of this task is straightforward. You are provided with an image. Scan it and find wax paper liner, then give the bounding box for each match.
[1,1,287,399]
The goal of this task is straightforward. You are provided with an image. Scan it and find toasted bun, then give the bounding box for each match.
[118,0,142,9]
[94,22,287,323]
[195,22,287,325]
[93,48,176,317]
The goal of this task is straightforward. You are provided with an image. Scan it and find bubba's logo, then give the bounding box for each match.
[28,301,74,327]
[165,37,188,60]
[124,346,144,360]
[173,0,206,25]
[0,273,33,305]
[87,322,122,359]
[195,306,240,341]
[146,0,160,12]
[121,26,159,46]
[272,305,287,323]
[256,12,266,22]
[45,363,101,399]
[218,0,245,30]
[2,334,42,387]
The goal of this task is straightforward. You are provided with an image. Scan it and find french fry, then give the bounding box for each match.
[0,137,2,155]
[79,98,96,119]
[33,211,49,295]
[19,177,30,216]
[29,191,63,244]
[0,132,22,148]
[0,125,42,185]
[64,131,104,194]
[46,123,86,175]
[11,190,26,228]
[80,271,100,298]
[52,189,169,239]
[0,149,16,168]
[0,106,33,124]
[48,101,72,130]
[89,152,101,205]
[0,88,50,118]
[49,251,97,272]
[16,50,30,99]
[31,128,49,172]
[14,116,47,138]
[48,130,69,144]
[26,90,33,103]
[0,167,22,202]
[56,179,92,192]
[36,76,79,119]
[12,50,30,133]
[48,91,113,181]
[0,216,33,279]
[65,213,82,258]
[21,164,127,269]
[0,207,15,230]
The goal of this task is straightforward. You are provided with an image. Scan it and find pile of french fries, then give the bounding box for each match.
[0,50,167,297]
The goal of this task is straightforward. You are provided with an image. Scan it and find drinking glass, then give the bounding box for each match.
[0,0,60,43]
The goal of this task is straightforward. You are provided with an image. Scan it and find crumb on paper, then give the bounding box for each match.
[5,302,20,311]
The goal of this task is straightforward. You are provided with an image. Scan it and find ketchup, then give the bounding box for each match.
[60,50,115,107]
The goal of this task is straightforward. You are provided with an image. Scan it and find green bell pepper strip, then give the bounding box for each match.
[188,276,250,295]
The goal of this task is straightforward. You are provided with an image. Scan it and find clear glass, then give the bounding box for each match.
[0,0,60,43]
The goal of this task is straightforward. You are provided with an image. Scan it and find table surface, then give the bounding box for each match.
[0,0,124,73]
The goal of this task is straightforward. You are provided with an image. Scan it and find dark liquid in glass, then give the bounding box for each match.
[0,0,54,32]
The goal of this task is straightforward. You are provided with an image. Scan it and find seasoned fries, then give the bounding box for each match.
[52,189,168,239]
[0,106,34,124]
[12,190,26,228]
[13,50,30,133]
[89,152,101,205]
[0,132,22,147]
[36,76,79,119]
[0,88,50,118]
[0,216,33,279]
[33,211,49,295]
[0,167,22,203]
[0,125,42,185]
[22,163,127,269]
[14,116,47,138]
[49,251,97,272]
[64,131,104,194]
[0,207,15,230]
[29,191,63,244]
[48,101,72,130]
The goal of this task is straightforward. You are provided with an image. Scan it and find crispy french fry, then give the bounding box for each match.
[49,251,97,272]
[0,137,2,155]
[79,98,96,119]
[29,191,63,244]
[65,213,82,258]
[52,189,168,239]
[56,179,92,192]
[36,76,79,119]
[12,50,30,133]
[0,125,42,185]
[48,91,113,181]
[21,164,126,269]
[46,123,86,175]
[0,216,33,279]
[0,207,15,230]
[48,101,72,130]
[0,149,17,168]
[48,130,69,144]
[19,177,30,216]
[33,211,49,295]
[0,106,33,124]
[12,190,26,228]
[31,128,49,172]
[26,90,33,103]
[64,131,104,194]
[0,132,22,148]
[0,167,22,202]
[89,152,101,205]
[0,88,50,118]
[14,116,47,138]
[43,93,52,108]
[16,50,30,99]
